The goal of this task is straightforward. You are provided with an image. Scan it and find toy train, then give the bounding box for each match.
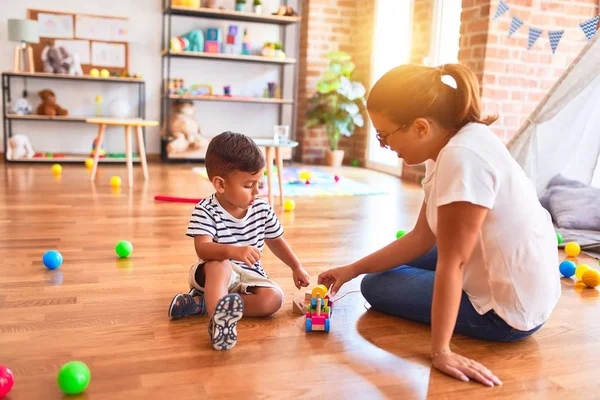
[305,284,333,333]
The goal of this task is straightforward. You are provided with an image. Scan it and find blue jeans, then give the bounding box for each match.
[360,247,542,342]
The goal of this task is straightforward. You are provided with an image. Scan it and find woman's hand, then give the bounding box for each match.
[318,265,356,296]
[432,351,502,387]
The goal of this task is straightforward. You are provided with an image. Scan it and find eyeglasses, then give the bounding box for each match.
[375,125,406,149]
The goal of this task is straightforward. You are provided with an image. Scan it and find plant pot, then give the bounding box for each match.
[204,0,216,8]
[235,3,246,12]
[325,149,345,166]
[253,5,262,13]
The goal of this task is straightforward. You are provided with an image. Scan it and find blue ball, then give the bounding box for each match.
[559,260,576,278]
[43,250,63,270]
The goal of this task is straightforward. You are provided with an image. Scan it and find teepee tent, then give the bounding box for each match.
[507,33,600,196]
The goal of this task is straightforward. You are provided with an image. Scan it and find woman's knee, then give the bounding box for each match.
[360,273,383,304]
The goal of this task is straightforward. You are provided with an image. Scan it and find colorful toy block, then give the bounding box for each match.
[305,284,333,333]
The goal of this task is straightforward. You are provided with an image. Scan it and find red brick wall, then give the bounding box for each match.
[411,0,435,64]
[295,0,375,165]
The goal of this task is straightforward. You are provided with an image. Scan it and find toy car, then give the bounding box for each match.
[305,284,333,333]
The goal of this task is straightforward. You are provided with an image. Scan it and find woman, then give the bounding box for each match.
[318,63,560,387]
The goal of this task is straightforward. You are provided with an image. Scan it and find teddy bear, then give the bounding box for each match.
[165,99,208,154]
[37,89,69,117]
[7,134,35,160]
[41,43,73,74]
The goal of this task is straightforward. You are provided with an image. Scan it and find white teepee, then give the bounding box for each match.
[507,33,600,196]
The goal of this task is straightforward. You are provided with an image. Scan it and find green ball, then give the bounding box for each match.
[351,160,360,167]
[556,232,563,245]
[396,230,407,239]
[115,240,133,258]
[57,361,90,395]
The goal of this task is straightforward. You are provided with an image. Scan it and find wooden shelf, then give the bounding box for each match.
[5,114,89,122]
[168,94,294,104]
[165,6,300,25]
[9,154,140,163]
[2,71,144,84]
[164,50,296,65]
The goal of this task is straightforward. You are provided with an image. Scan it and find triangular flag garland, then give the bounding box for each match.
[580,16,599,40]
[509,16,524,37]
[493,0,510,20]
[548,30,564,54]
[528,27,543,49]
[493,0,600,54]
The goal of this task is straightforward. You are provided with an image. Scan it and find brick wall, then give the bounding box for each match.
[411,0,435,64]
[295,0,375,165]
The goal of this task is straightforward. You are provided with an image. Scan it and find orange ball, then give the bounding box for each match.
[582,269,600,288]
[576,264,591,280]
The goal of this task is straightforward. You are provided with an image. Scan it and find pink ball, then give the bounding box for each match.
[334,175,340,183]
[0,365,14,398]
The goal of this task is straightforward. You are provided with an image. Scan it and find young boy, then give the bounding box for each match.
[168,131,310,351]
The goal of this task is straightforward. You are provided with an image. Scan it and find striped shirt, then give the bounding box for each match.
[186,194,284,277]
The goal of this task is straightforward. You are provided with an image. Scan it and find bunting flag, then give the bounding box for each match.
[493,0,510,20]
[580,16,599,40]
[528,27,543,49]
[509,16,524,37]
[548,30,565,54]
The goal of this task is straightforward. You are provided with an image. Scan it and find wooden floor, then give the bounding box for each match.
[1,162,599,400]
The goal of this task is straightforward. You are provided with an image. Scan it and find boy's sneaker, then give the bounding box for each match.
[209,293,244,351]
[168,288,206,320]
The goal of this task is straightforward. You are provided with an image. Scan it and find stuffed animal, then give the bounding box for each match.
[9,97,33,115]
[41,43,73,74]
[170,30,204,53]
[6,134,35,160]
[165,99,208,154]
[37,89,68,116]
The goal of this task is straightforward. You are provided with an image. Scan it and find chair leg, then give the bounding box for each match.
[275,147,284,206]
[266,147,274,206]
[125,126,133,188]
[90,124,105,182]
[135,125,149,180]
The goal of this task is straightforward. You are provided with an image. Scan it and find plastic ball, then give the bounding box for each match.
[396,230,407,239]
[43,250,63,270]
[57,361,90,395]
[100,69,110,78]
[565,242,581,257]
[351,159,359,167]
[582,269,600,288]
[334,175,340,183]
[575,264,591,280]
[85,158,94,169]
[556,232,563,245]
[115,240,133,258]
[110,176,122,188]
[52,164,62,175]
[90,68,99,77]
[0,365,14,398]
[559,260,576,278]
[283,199,295,212]
[299,171,313,182]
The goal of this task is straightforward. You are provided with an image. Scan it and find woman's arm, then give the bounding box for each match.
[431,201,501,387]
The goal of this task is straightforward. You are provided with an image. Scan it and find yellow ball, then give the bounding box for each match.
[565,242,581,257]
[110,176,122,188]
[90,68,99,77]
[100,69,110,78]
[51,164,62,175]
[283,199,295,212]
[575,264,591,280]
[299,170,313,182]
[85,158,94,169]
[582,269,600,288]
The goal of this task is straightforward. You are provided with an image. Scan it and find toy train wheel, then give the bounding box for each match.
[324,319,330,333]
[305,318,312,332]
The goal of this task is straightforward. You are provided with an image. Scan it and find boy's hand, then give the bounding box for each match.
[229,246,261,268]
[292,266,310,289]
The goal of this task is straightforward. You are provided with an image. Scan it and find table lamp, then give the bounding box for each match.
[8,19,39,73]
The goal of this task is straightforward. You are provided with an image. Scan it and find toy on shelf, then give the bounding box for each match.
[181,29,205,52]
[9,97,33,115]
[90,68,100,77]
[205,28,223,53]
[241,29,251,55]
[91,137,106,157]
[37,89,68,116]
[165,99,209,154]
[223,85,232,96]
[168,78,186,94]
[41,42,73,74]
[261,42,285,59]
[189,84,212,96]
[263,82,281,99]
[273,5,299,16]
[7,133,35,160]
[224,25,240,54]
[100,69,110,78]
[305,284,333,333]
[172,0,200,7]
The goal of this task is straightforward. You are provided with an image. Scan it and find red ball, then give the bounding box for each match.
[334,175,340,183]
[0,365,14,398]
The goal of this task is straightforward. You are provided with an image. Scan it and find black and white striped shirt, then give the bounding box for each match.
[186,194,284,277]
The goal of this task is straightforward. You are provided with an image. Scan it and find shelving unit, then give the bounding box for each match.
[1,72,146,163]
[160,0,302,162]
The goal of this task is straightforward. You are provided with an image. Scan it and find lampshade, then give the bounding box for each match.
[8,19,39,44]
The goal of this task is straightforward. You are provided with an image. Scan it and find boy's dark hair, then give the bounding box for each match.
[205,131,266,179]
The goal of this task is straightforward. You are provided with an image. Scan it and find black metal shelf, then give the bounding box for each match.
[1,72,144,85]
[163,6,300,25]
[162,50,296,65]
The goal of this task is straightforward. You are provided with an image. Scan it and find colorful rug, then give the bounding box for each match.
[192,166,388,197]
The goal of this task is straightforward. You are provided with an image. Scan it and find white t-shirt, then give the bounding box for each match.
[423,122,560,331]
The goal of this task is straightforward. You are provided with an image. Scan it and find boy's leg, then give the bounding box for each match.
[201,260,233,316]
[239,287,283,317]
[360,266,525,342]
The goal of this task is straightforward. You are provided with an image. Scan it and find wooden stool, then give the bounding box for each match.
[253,139,299,206]
[86,118,158,187]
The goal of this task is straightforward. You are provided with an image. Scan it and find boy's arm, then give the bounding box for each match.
[194,236,261,268]
[265,236,302,270]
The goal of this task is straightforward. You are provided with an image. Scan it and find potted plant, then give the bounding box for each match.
[253,0,262,13]
[235,0,246,12]
[305,51,366,166]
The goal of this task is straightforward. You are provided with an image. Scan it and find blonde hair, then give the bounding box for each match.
[367,63,497,131]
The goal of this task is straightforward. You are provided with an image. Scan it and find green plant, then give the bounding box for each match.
[253,0,262,5]
[236,0,245,4]
[305,51,366,151]
[273,42,282,50]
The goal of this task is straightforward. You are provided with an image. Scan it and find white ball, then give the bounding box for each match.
[108,100,131,118]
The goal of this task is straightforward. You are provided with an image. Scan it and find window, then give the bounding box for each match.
[429,0,462,66]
